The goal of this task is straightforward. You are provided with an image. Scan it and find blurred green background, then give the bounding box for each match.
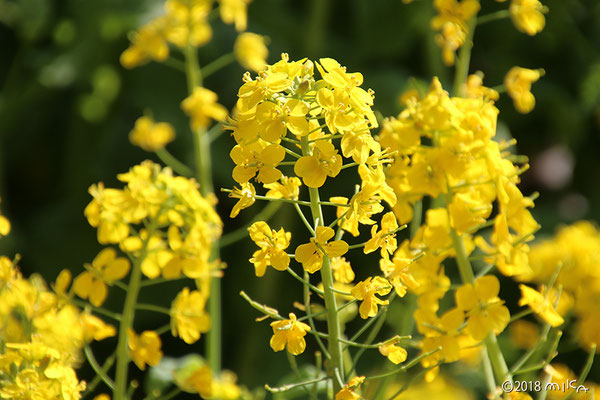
[1,0,599,397]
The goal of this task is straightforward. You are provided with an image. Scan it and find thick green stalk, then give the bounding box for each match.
[114,246,145,400]
[300,136,344,394]
[183,44,221,375]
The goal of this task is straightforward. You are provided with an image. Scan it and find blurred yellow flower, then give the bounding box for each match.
[73,247,130,307]
[127,329,163,370]
[181,87,228,131]
[351,276,391,319]
[171,287,211,344]
[379,342,408,364]
[219,0,251,32]
[505,66,543,113]
[519,284,564,327]
[235,32,268,72]
[336,376,365,400]
[129,116,175,152]
[510,0,547,36]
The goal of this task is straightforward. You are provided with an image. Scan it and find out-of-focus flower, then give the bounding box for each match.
[129,116,175,152]
[510,0,548,36]
[505,66,543,113]
[235,32,268,72]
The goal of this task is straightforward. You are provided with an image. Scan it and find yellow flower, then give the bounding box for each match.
[335,376,365,400]
[518,284,564,327]
[248,221,291,276]
[73,247,130,307]
[237,70,292,112]
[219,0,251,32]
[431,0,480,66]
[0,199,10,237]
[235,32,268,72]
[181,87,228,131]
[295,226,349,273]
[230,142,285,184]
[127,329,163,370]
[455,275,510,340]
[379,342,408,364]
[464,73,499,100]
[264,176,301,200]
[505,66,543,114]
[380,254,419,297]
[331,257,355,284]
[270,313,311,355]
[228,182,256,218]
[164,0,212,48]
[294,141,342,188]
[351,276,391,319]
[129,116,175,152]
[120,19,169,69]
[510,0,547,36]
[93,395,111,400]
[82,313,117,342]
[509,319,539,349]
[364,211,399,262]
[170,287,211,344]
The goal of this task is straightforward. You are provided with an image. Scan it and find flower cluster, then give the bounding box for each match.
[0,255,116,399]
[84,160,222,342]
[521,221,600,350]
[379,77,538,378]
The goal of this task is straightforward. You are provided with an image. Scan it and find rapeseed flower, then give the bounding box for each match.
[295,226,349,273]
[270,313,310,355]
[351,276,391,319]
[129,116,175,152]
[248,221,291,276]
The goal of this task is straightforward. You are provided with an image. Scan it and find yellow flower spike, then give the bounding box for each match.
[315,88,357,134]
[510,0,547,36]
[379,341,408,364]
[455,275,510,340]
[82,313,117,342]
[127,329,163,370]
[248,221,291,277]
[171,287,211,344]
[181,87,228,131]
[129,116,175,152]
[219,0,251,32]
[505,66,544,114]
[228,182,256,218]
[73,248,130,307]
[163,0,212,48]
[264,176,302,200]
[335,376,365,400]
[269,313,311,355]
[231,142,285,184]
[364,211,399,261]
[518,284,564,327]
[351,276,392,319]
[235,32,268,72]
[295,226,349,273]
[294,141,342,188]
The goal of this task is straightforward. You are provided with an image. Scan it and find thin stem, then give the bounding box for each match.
[294,203,316,235]
[184,42,221,376]
[201,52,235,79]
[364,347,441,381]
[155,148,193,177]
[84,344,115,391]
[287,351,317,400]
[71,298,122,322]
[482,346,502,400]
[139,275,188,287]
[265,377,329,393]
[452,16,477,96]
[287,267,324,296]
[477,9,510,26]
[114,231,148,400]
[220,201,282,248]
[300,135,344,393]
[135,303,171,315]
[302,270,331,359]
[239,290,283,320]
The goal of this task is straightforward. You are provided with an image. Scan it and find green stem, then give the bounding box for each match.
[84,344,115,391]
[220,201,281,248]
[183,43,221,376]
[202,52,235,79]
[452,16,477,97]
[477,10,510,26]
[300,135,344,393]
[114,236,147,399]
[155,148,193,177]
